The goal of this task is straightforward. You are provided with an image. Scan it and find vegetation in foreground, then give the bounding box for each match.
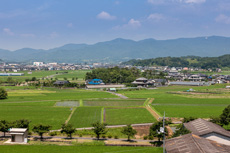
[0,145,162,153]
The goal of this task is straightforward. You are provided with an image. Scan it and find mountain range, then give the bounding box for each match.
[1,36,230,63]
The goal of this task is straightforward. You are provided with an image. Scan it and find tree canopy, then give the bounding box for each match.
[0,120,10,137]
[121,124,137,141]
[0,88,7,99]
[32,124,52,140]
[92,122,107,140]
[61,123,76,139]
[85,67,141,84]
[122,54,230,69]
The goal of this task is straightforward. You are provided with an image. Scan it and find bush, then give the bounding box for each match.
[143,136,148,140]
[114,135,119,139]
[107,135,112,138]
[148,135,154,140]
[49,131,57,136]
[79,134,83,137]
[0,88,7,99]
[102,135,106,139]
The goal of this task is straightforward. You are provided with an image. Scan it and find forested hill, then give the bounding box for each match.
[1,36,230,63]
[122,54,230,69]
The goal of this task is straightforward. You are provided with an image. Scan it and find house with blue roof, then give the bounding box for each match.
[85,79,105,85]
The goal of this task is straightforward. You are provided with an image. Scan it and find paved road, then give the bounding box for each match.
[29,135,152,143]
[50,123,154,132]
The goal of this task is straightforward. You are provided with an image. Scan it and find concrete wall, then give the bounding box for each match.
[15,135,23,142]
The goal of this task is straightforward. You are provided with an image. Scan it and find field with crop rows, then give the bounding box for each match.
[83,99,145,107]
[68,107,102,128]
[118,84,230,118]
[105,108,156,125]
[0,145,162,153]
[0,101,70,129]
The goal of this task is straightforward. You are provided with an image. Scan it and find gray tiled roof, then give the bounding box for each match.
[184,118,230,138]
[165,133,230,153]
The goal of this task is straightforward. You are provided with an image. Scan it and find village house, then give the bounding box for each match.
[9,128,28,143]
[166,119,230,153]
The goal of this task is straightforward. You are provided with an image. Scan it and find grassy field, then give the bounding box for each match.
[0,70,91,82]
[69,107,102,128]
[83,99,145,107]
[0,145,162,153]
[117,84,229,118]
[0,102,70,129]
[105,108,156,125]
[153,105,225,118]
[0,88,117,102]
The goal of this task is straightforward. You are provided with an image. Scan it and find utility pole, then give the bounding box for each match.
[159,111,168,153]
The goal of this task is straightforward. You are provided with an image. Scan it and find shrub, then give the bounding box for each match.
[102,135,106,139]
[79,133,83,137]
[114,135,119,139]
[143,136,148,140]
[49,131,57,136]
[148,135,154,140]
[107,135,112,138]
[0,88,7,99]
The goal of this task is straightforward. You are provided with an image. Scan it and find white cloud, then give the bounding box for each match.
[67,23,73,28]
[49,32,59,38]
[147,0,165,5]
[148,13,165,21]
[147,0,206,4]
[184,0,206,4]
[127,19,141,27]
[97,11,116,20]
[20,33,35,38]
[113,19,141,30]
[115,1,120,5]
[37,3,50,11]
[3,28,14,36]
[215,14,230,24]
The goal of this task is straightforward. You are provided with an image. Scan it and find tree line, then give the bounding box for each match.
[85,67,141,84]
[122,54,230,69]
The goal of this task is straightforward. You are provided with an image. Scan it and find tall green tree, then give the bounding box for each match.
[61,123,76,139]
[172,124,190,138]
[121,124,137,141]
[0,120,10,137]
[13,119,30,130]
[220,105,230,125]
[32,124,51,140]
[149,121,168,142]
[92,122,107,140]
[0,88,7,99]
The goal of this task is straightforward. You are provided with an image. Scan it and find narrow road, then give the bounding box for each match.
[50,123,154,132]
[29,135,152,143]
[145,98,161,121]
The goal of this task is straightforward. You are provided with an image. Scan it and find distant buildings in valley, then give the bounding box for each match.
[0,61,229,85]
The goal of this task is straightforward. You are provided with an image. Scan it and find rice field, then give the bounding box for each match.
[0,103,71,129]
[83,99,145,107]
[105,108,156,125]
[68,107,102,128]
[0,145,162,153]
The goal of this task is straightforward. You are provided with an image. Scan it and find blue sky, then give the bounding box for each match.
[1,0,230,50]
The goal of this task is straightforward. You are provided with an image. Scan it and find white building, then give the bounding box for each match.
[33,62,44,66]
[9,128,28,143]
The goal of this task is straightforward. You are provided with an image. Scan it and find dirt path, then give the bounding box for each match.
[65,107,76,124]
[145,98,161,121]
[107,91,128,99]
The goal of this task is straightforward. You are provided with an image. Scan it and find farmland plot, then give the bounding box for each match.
[105,108,156,125]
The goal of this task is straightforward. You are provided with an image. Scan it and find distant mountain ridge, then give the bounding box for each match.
[0,36,230,63]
